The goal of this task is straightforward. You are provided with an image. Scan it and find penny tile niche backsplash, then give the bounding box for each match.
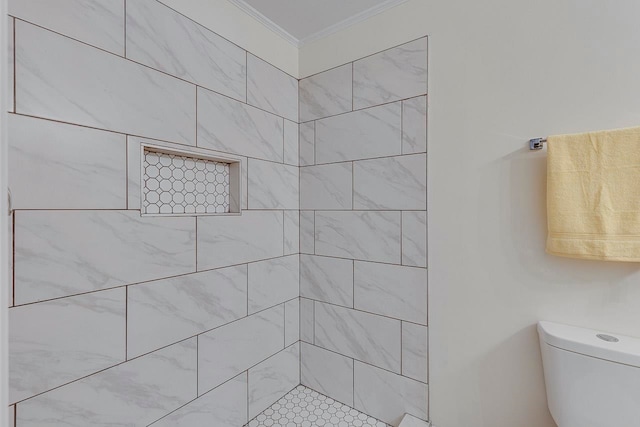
[5,0,427,426]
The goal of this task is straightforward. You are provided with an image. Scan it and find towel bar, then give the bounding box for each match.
[529,138,547,150]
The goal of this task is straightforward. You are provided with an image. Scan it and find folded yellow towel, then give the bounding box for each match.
[547,126,640,261]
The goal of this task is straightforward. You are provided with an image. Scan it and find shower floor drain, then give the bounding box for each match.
[246,385,390,427]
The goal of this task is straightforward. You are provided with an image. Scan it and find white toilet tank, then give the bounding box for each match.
[538,321,640,427]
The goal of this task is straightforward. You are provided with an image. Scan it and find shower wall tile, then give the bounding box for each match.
[248,343,300,419]
[14,210,195,305]
[300,163,353,210]
[299,64,352,122]
[402,211,427,267]
[197,87,283,162]
[8,114,126,210]
[17,339,197,427]
[402,323,428,383]
[354,262,427,325]
[198,305,284,395]
[247,159,299,209]
[16,21,196,145]
[9,288,126,404]
[353,154,427,210]
[9,0,125,55]
[8,18,13,112]
[353,37,428,110]
[197,210,283,270]
[301,343,354,406]
[300,211,315,254]
[354,361,428,425]
[248,255,299,314]
[150,373,247,427]
[300,298,314,344]
[284,298,300,347]
[402,96,428,154]
[315,102,401,164]
[300,255,353,307]
[314,302,401,373]
[283,120,299,166]
[8,213,13,306]
[126,0,246,101]
[127,266,248,359]
[283,210,300,256]
[299,121,315,166]
[9,406,14,427]
[247,53,298,122]
[315,211,401,264]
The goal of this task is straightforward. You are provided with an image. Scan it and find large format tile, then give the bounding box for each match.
[353,154,427,210]
[16,21,195,145]
[17,339,197,427]
[9,0,124,55]
[284,210,300,256]
[283,120,299,166]
[284,298,300,347]
[150,374,247,427]
[300,163,352,210]
[315,102,401,164]
[197,87,283,162]
[301,342,354,406]
[354,361,428,425]
[315,211,401,264]
[300,255,353,307]
[402,211,427,267]
[9,288,126,404]
[248,255,299,314]
[299,64,352,122]
[402,322,428,383]
[402,96,427,154]
[353,38,428,109]
[247,159,299,209]
[247,53,298,122]
[299,121,315,166]
[300,211,315,254]
[127,266,247,358]
[354,262,427,325]
[198,305,284,395]
[126,0,246,101]
[248,343,300,419]
[14,210,195,304]
[314,302,401,373]
[300,298,314,344]
[8,114,126,209]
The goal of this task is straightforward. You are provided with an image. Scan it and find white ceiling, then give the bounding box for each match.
[228,0,409,46]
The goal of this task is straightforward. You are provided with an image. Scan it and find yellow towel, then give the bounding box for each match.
[546,126,640,261]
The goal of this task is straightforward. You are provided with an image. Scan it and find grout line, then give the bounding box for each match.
[351,161,355,209]
[304,297,426,327]
[401,98,404,154]
[351,62,354,111]
[246,370,249,423]
[11,212,15,307]
[125,286,128,360]
[400,211,404,264]
[312,121,316,165]
[312,300,315,345]
[196,335,199,396]
[194,217,198,271]
[400,321,403,375]
[352,259,355,309]
[123,0,127,57]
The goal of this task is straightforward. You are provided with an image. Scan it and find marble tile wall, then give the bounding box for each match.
[298,37,429,425]
[7,1,300,425]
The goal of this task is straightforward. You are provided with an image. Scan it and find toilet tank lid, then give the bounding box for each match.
[538,321,640,368]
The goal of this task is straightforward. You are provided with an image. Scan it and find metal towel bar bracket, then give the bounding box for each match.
[529,138,547,150]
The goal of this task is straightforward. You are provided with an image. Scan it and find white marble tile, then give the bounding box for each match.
[299,64,352,122]
[299,121,315,166]
[300,298,314,344]
[402,211,427,268]
[198,305,284,395]
[9,288,126,404]
[16,21,195,145]
[247,53,298,122]
[197,210,283,270]
[126,0,245,101]
[9,0,124,55]
[402,323,428,383]
[127,266,247,359]
[300,255,353,307]
[300,211,315,254]
[8,17,14,112]
[197,87,283,162]
[301,342,354,406]
[150,373,247,427]
[17,339,197,427]
[247,159,299,209]
[8,212,13,306]
[315,211,401,264]
[300,163,353,210]
[354,361,428,425]
[248,255,299,314]
[14,210,195,304]
[399,414,431,427]
[353,38,428,110]
[248,343,300,419]
[403,96,427,154]
[353,154,427,210]
[284,298,300,347]
[315,102,401,164]
[283,120,299,166]
[284,210,299,256]
[354,262,427,325]
[315,302,401,373]
[8,114,126,209]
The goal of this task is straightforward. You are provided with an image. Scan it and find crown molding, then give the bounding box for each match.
[228,0,410,48]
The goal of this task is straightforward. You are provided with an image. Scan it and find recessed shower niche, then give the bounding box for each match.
[140,144,241,216]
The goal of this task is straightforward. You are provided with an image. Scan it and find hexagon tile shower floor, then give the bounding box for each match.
[246,385,391,427]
